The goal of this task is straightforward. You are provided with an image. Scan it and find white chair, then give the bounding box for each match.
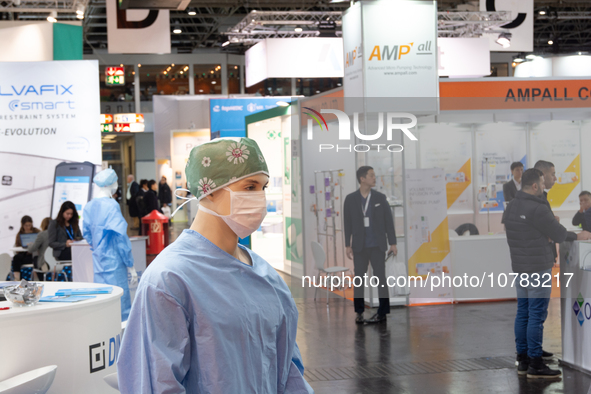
[0,365,57,394]
[38,248,71,282]
[103,373,119,391]
[311,242,351,305]
[0,253,12,281]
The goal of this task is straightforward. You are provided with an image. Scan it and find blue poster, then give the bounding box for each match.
[209,98,291,137]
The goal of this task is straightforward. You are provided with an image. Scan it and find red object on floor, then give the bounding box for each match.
[141,210,170,255]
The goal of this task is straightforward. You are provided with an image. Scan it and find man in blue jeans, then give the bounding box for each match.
[503,168,591,378]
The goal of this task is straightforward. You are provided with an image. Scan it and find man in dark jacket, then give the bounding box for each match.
[126,174,140,228]
[158,176,173,208]
[572,191,591,231]
[502,168,591,378]
[344,166,397,324]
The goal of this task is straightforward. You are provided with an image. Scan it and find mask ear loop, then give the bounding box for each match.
[171,188,197,218]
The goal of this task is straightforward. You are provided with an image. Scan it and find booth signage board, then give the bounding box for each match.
[244,38,344,87]
[438,38,490,78]
[561,242,591,374]
[106,0,171,54]
[479,0,533,52]
[404,168,452,303]
[440,79,591,110]
[0,60,100,254]
[209,98,290,137]
[342,0,438,98]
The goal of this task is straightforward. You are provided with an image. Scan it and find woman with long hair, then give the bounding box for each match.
[48,201,82,261]
[11,215,40,280]
[118,138,312,393]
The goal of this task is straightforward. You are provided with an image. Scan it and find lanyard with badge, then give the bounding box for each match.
[65,225,74,240]
[362,192,371,227]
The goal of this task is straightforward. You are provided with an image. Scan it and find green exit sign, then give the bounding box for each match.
[101,124,113,132]
[106,75,125,86]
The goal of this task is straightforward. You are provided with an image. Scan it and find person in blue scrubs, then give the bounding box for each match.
[83,168,137,321]
[117,138,313,393]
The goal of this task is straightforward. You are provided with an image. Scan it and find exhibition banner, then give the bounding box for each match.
[0,60,100,256]
[474,124,527,212]
[404,168,452,302]
[342,0,438,99]
[244,38,344,87]
[440,79,591,110]
[530,121,581,210]
[418,124,473,214]
[209,97,290,137]
[438,38,490,78]
[106,0,171,54]
[479,0,533,52]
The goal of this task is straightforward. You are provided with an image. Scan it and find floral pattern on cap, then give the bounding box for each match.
[185,137,269,200]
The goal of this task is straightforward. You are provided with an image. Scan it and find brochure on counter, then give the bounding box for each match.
[40,295,96,303]
[55,287,113,296]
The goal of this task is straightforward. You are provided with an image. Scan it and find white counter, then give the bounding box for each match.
[561,241,591,373]
[449,233,516,301]
[0,282,122,394]
[71,236,147,299]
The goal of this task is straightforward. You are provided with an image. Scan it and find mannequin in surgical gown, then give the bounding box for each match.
[117,138,313,393]
[83,169,137,321]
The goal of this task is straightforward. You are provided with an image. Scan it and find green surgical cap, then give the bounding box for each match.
[186,137,269,200]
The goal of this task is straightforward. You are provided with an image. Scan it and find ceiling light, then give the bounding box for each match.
[495,32,511,48]
[180,71,183,74]
[539,10,546,15]
[579,52,583,55]
[172,64,175,67]
[222,41,230,47]
[76,13,84,19]
[276,101,290,107]
[173,28,182,34]
[294,27,302,33]
[548,40,553,45]
[514,58,524,63]
[525,54,537,60]
[512,62,516,67]
[47,11,57,23]
[210,70,214,74]
[188,10,196,15]
[211,81,217,84]
[76,4,85,15]
[199,89,204,92]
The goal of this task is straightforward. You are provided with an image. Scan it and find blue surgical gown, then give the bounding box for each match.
[82,197,134,321]
[117,229,313,394]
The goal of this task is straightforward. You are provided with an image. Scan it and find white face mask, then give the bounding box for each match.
[198,187,267,239]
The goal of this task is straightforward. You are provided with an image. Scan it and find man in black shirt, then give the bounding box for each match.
[572,191,591,231]
[344,166,397,324]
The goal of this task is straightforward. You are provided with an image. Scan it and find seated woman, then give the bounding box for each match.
[27,217,52,279]
[11,215,40,280]
[48,201,82,261]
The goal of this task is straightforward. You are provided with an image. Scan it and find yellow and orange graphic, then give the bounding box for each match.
[408,218,451,277]
[446,159,471,209]
[547,155,580,209]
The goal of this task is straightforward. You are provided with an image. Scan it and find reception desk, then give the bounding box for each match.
[71,236,147,299]
[0,282,122,394]
[561,241,591,373]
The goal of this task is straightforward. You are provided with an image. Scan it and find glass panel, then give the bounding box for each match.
[139,64,190,101]
[228,64,241,94]
[99,64,134,102]
[194,64,221,94]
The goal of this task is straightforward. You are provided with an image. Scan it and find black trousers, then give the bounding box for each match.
[57,247,71,261]
[353,246,390,315]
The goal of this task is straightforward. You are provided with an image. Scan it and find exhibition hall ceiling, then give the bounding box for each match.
[0,0,589,54]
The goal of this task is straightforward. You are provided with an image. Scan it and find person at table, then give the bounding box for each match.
[27,217,52,278]
[83,169,137,321]
[503,161,524,202]
[118,137,312,393]
[48,201,82,261]
[11,215,40,280]
[502,168,591,378]
[144,179,161,214]
[572,191,591,232]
